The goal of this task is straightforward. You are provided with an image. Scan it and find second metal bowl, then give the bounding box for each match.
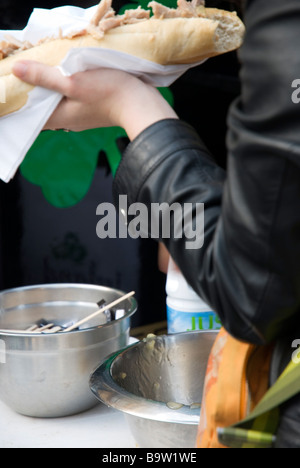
[90,330,217,448]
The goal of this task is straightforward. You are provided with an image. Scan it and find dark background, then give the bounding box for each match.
[0,0,241,326]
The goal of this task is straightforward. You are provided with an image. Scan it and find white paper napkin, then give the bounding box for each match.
[0,4,204,183]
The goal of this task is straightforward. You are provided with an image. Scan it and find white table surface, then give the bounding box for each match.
[0,399,136,448]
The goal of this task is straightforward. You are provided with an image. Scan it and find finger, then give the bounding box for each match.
[12,60,70,96]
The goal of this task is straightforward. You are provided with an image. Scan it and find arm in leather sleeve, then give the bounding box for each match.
[113,0,300,345]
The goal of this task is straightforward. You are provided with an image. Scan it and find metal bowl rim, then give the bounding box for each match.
[0,283,137,337]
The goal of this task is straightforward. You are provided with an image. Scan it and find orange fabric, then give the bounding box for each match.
[196,328,273,448]
[196,328,255,448]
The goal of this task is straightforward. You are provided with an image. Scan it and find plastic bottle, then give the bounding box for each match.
[166,257,221,334]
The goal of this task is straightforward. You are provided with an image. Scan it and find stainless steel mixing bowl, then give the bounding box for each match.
[0,283,136,418]
[90,330,217,448]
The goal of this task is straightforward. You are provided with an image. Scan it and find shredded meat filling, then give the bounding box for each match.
[90,0,115,26]
[0,0,206,60]
[0,34,33,59]
[87,4,150,39]
[149,0,205,19]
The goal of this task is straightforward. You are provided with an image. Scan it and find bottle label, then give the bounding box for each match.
[167,305,222,334]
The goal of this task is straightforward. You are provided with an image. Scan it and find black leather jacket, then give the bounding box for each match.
[113,0,300,446]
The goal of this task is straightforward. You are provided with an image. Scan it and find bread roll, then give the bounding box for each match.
[0,1,245,117]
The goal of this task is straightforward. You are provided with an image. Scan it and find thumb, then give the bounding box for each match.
[12,60,68,95]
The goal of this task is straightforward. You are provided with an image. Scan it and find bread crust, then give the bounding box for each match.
[0,7,245,117]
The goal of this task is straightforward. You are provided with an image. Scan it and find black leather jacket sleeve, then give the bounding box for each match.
[113,0,300,345]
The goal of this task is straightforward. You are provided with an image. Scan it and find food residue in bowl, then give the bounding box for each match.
[190,402,201,410]
[166,401,184,410]
[143,333,156,351]
[141,333,203,413]
[166,401,202,410]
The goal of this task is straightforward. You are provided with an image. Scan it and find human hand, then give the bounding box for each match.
[12,60,178,140]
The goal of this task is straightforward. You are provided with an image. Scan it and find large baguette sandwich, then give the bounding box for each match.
[0,0,245,117]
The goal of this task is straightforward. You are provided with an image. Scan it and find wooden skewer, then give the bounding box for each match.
[36,323,55,332]
[26,324,39,331]
[0,291,135,335]
[62,291,135,333]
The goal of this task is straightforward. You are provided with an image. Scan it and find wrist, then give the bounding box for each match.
[114,76,178,141]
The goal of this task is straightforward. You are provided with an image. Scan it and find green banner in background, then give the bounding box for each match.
[118,0,178,14]
[20,126,126,209]
[20,87,173,209]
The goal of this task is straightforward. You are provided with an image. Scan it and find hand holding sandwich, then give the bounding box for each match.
[12,61,178,139]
